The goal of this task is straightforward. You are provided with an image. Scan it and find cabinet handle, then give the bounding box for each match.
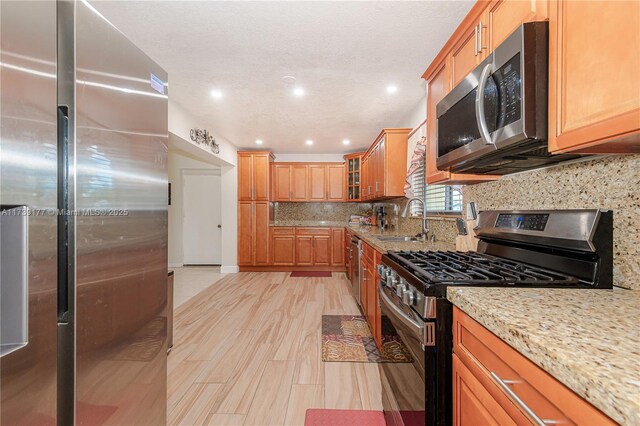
[474,24,479,56]
[375,182,379,192]
[490,372,557,426]
[477,22,486,54]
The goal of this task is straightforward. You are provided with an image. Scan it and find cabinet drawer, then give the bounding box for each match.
[295,227,331,236]
[362,241,375,263]
[453,308,614,425]
[271,227,295,235]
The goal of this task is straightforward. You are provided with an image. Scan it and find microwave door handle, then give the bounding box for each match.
[475,63,495,145]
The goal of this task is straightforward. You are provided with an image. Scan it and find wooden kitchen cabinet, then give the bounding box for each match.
[273,164,292,202]
[360,129,411,201]
[238,151,274,268]
[372,251,382,348]
[295,236,314,265]
[451,23,484,86]
[238,200,270,266]
[344,153,363,201]
[331,228,345,266]
[453,354,516,426]
[238,151,273,201]
[271,227,295,266]
[308,165,327,201]
[483,0,548,53]
[291,165,309,201]
[548,0,640,154]
[327,164,345,201]
[453,307,615,425]
[313,235,331,266]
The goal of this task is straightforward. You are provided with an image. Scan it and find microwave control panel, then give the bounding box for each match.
[494,53,522,128]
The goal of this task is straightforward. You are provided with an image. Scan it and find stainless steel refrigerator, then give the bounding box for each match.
[1,1,168,424]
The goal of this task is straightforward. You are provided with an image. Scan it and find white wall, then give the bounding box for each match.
[169,100,238,166]
[167,100,239,272]
[395,91,427,170]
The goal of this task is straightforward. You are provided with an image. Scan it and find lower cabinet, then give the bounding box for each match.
[271,227,295,266]
[453,307,615,426]
[360,242,382,349]
[270,227,346,268]
[238,201,270,266]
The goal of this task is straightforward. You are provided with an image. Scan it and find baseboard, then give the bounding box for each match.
[239,265,347,272]
[168,263,183,268]
[220,265,240,274]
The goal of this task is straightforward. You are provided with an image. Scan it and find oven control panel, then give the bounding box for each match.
[495,213,549,231]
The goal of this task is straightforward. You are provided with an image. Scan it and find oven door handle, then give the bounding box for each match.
[379,283,424,342]
[475,62,495,145]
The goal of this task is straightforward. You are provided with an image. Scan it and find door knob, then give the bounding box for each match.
[217,224,222,229]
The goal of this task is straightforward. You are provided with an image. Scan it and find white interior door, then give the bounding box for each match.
[182,171,222,265]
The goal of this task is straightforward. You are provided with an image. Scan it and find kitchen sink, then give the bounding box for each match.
[376,236,423,242]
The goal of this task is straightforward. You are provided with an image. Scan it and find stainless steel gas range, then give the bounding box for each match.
[377,209,613,426]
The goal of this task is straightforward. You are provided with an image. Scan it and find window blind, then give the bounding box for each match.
[409,152,462,215]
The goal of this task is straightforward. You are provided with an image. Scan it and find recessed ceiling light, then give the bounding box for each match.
[342,139,351,146]
[293,87,305,97]
[255,139,263,145]
[211,89,223,99]
[386,85,398,94]
[305,140,313,146]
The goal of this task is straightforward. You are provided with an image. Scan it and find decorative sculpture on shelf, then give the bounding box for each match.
[190,128,220,154]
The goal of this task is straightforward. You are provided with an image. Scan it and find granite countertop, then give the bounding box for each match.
[271,221,452,253]
[270,220,346,228]
[346,224,453,253]
[447,287,640,425]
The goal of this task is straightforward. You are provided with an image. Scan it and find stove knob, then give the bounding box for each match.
[403,289,415,306]
[396,279,406,297]
[377,265,387,277]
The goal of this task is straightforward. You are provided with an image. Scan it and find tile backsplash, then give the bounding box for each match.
[462,154,640,290]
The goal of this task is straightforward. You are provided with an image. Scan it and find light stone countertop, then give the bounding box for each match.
[447,287,640,425]
[271,221,453,253]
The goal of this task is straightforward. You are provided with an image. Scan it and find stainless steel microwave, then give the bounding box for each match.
[436,22,583,174]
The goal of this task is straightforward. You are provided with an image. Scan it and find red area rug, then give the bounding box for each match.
[290,271,333,277]
[305,409,385,426]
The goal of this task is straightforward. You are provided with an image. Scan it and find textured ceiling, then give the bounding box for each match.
[92,1,473,153]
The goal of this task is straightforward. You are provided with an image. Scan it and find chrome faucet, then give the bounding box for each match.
[401,197,429,240]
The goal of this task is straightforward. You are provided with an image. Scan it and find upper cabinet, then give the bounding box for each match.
[423,0,638,179]
[344,152,363,201]
[238,151,274,201]
[548,0,640,153]
[362,128,410,201]
[271,162,345,202]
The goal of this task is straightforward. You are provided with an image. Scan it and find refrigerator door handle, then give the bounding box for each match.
[0,205,29,357]
[57,106,70,323]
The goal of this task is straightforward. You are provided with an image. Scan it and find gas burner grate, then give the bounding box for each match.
[389,251,579,285]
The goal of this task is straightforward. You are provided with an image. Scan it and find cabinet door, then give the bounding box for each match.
[360,260,370,317]
[313,236,331,266]
[308,165,327,201]
[253,154,270,201]
[331,228,345,266]
[273,165,292,201]
[484,0,548,53]
[373,251,382,348]
[254,201,270,265]
[327,165,345,201]
[548,0,640,153]
[453,354,516,426]
[291,165,309,201]
[238,155,253,201]
[362,156,370,200]
[295,236,314,265]
[272,235,295,265]
[376,139,385,197]
[238,201,253,265]
[451,24,483,86]
[426,60,452,184]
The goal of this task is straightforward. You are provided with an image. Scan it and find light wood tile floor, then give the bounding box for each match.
[168,272,383,426]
